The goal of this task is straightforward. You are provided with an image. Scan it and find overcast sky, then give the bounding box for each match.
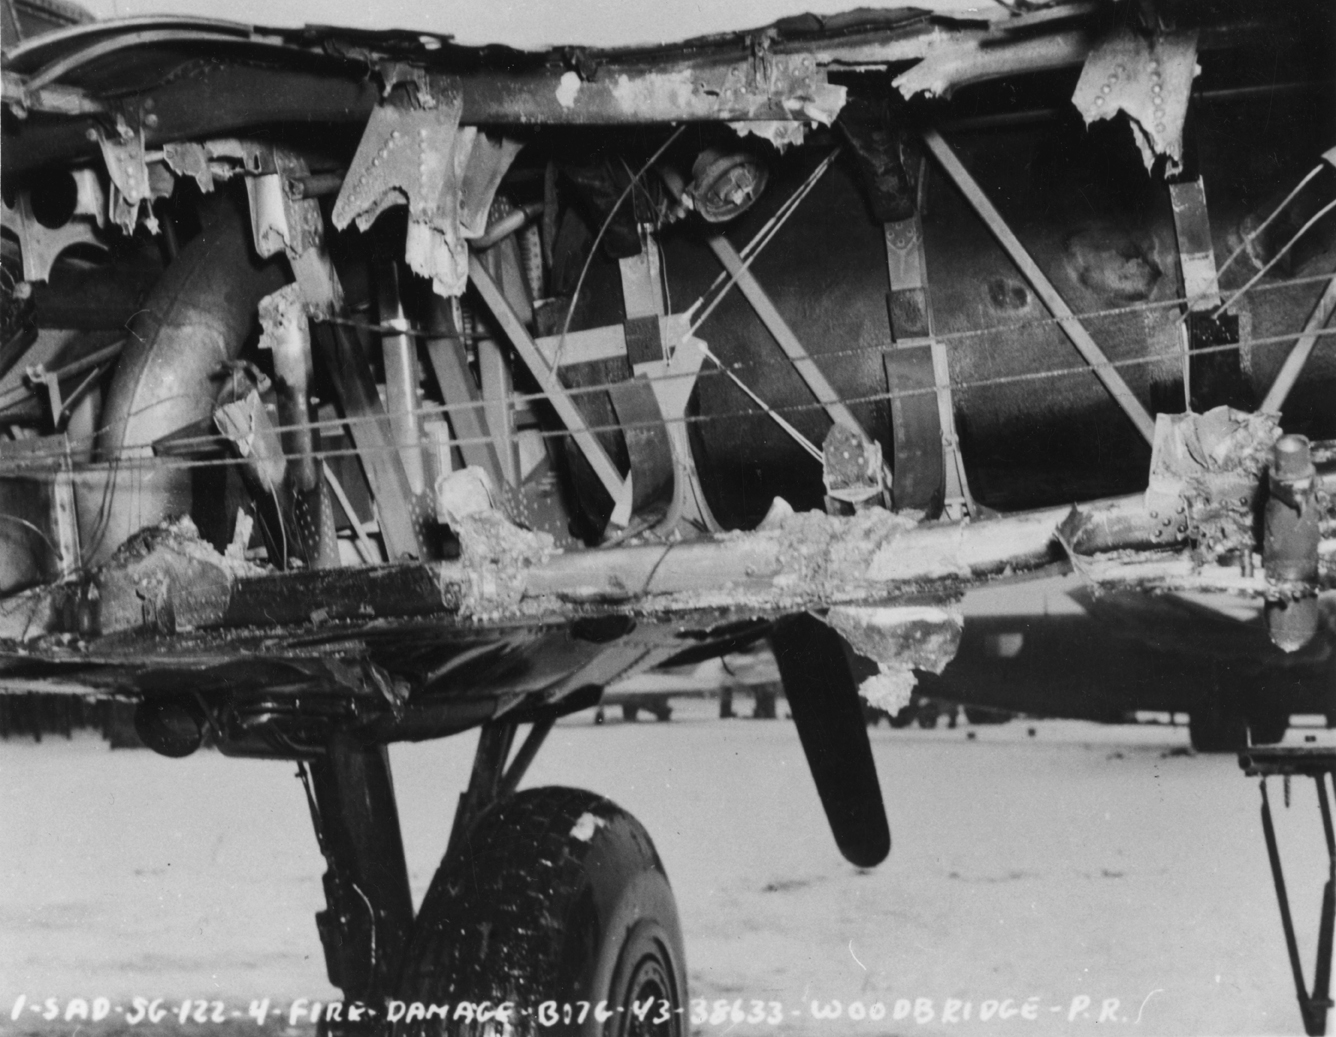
[77,0,999,49]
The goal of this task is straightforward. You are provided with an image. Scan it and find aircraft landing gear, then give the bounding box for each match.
[1190,703,1291,752]
[395,787,687,1037]
[304,715,688,1035]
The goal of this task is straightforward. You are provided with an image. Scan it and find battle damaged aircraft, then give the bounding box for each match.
[1,0,1334,1031]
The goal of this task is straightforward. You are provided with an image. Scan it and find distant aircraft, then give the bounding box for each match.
[917,575,1335,752]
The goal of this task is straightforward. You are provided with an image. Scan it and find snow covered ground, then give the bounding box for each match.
[3,703,1333,1036]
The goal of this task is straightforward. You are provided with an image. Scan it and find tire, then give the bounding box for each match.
[964,707,1011,726]
[1188,706,1248,753]
[622,704,640,722]
[393,786,687,1037]
[1247,710,1289,746]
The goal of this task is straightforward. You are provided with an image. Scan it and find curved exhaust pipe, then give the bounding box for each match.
[85,196,286,564]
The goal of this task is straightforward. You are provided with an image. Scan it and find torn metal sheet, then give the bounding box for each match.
[1072,28,1199,176]
[160,141,215,193]
[214,388,286,494]
[893,28,1091,101]
[728,120,808,149]
[331,90,522,297]
[1145,407,1282,562]
[826,604,964,714]
[95,126,158,234]
[822,423,886,510]
[451,509,557,620]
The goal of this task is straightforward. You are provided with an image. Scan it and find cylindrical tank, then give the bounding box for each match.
[612,102,1336,530]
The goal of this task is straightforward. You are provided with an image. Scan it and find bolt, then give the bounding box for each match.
[144,113,159,128]
[1101,83,1111,95]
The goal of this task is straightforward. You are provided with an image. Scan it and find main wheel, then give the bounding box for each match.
[393,786,687,1037]
[1188,704,1248,753]
[1246,709,1289,747]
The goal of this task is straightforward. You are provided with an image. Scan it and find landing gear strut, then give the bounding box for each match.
[302,715,688,1035]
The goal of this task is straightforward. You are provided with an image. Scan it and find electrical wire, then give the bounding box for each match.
[6,265,1331,466]
[552,126,686,369]
[1181,163,1325,314]
[4,325,1330,481]
[1210,198,1336,320]
[687,147,841,336]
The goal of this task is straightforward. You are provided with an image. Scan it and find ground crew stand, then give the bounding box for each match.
[1239,747,1336,1036]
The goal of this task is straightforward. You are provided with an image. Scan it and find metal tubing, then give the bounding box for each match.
[497,717,555,799]
[922,129,1156,445]
[423,296,507,489]
[468,256,629,512]
[310,322,426,561]
[1260,272,1336,414]
[309,733,414,1004]
[374,259,425,494]
[445,719,517,859]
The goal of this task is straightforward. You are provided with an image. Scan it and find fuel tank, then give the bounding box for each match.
[608,98,1336,530]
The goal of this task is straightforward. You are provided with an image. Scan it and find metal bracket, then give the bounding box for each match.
[0,191,108,283]
[624,315,720,534]
[1170,178,1222,311]
[24,358,106,431]
[1169,177,1249,410]
[95,125,165,234]
[619,222,667,321]
[468,255,633,527]
[883,213,974,520]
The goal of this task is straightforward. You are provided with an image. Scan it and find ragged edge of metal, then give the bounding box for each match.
[13,488,1307,650]
[330,82,524,298]
[893,28,1092,102]
[1055,432,1335,609]
[1070,28,1199,176]
[825,603,963,715]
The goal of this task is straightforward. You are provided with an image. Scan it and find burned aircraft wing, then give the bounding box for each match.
[2,0,1334,1029]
